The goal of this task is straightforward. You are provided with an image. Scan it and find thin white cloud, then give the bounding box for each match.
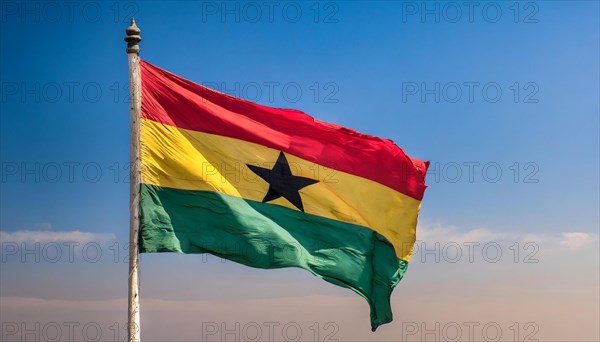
[416,223,599,253]
[560,232,600,252]
[0,230,115,244]
[416,225,515,243]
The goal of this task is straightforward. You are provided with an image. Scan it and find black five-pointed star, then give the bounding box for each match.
[247,152,318,212]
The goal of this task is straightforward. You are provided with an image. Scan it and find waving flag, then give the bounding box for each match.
[138,60,428,331]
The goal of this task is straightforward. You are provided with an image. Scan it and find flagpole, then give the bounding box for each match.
[125,18,142,342]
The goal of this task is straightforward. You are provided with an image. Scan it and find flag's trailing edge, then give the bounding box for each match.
[138,60,428,331]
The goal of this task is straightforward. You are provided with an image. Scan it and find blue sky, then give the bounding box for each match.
[1,1,599,341]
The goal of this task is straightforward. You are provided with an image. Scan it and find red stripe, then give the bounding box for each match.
[140,60,428,201]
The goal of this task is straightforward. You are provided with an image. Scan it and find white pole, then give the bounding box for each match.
[125,18,142,342]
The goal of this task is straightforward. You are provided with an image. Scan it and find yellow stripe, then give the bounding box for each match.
[141,118,420,261]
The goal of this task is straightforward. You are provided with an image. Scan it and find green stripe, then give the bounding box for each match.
[139,183,408,331]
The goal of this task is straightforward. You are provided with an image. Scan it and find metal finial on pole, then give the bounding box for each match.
[125,18,142,54]
[125,17,141,342]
